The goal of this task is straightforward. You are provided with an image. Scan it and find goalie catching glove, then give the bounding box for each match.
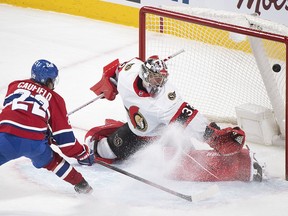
[90,59,120,101]
[203,122,245,155]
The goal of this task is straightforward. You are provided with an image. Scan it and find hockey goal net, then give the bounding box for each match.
[139,6,288,179]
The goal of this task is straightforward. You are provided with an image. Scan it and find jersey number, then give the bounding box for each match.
[11,89,49,118]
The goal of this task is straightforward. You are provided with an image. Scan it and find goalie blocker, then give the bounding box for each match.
[85,119,262,182]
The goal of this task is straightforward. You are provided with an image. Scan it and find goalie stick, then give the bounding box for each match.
[95,160,219,202]
[67,93,104,116]
[162,49,185,62]
[68,50,184,116]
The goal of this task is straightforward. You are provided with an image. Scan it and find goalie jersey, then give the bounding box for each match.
[116,58,209,140]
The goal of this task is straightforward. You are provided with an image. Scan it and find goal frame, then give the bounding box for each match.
[139,6,288,180]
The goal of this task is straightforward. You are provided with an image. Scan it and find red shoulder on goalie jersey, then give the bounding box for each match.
[88,53,263,182]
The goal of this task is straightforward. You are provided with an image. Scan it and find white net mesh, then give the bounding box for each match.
[141,7,287,131]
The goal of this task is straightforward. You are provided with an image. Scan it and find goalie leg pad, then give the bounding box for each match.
[85,119,125,152]
[96,137,117,160]
[167,148,252,181]
[85,119,125,143]
[85,119,125,163]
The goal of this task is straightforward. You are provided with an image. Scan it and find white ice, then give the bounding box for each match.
[0,4,288,216]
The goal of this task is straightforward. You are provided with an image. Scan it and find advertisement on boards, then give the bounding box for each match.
[105,0,288,26]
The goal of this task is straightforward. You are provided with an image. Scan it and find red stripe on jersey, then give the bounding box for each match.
[170,102,198,127]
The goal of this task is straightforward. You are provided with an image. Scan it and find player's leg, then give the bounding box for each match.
[85,119,125,163]
[106,123,152,159]
[42,151,93,194]
[0,132,20,165]
[1,132,92,193]
[26,139,92,194]
[85,119,153,162]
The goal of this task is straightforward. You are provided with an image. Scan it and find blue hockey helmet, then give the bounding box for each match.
[31,59,58,87]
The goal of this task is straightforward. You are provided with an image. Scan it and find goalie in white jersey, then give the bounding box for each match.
[87,55,264,182]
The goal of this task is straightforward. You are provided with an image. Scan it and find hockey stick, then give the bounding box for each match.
[163,49,185,62]
[68,50,184,117]
[95,160,219,202]
[67,93,104,116]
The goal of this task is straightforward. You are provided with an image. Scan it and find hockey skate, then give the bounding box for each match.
[74,179,93,194]
[253,161,263,182]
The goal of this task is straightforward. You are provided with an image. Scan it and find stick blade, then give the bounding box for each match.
[192,184,219,202]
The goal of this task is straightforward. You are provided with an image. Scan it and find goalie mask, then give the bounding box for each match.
[140,55,169,95]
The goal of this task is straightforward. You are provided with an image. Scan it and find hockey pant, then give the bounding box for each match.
[0,132,84,186]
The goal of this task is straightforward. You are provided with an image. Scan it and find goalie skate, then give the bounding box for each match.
[253,162,263,182]
[252,151,268,182]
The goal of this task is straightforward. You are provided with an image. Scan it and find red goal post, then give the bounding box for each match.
[139,6,288,180]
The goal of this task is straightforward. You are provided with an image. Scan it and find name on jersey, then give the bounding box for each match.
[18,82,52,101]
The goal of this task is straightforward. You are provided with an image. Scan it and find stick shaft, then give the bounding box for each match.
[68,49,184,116]
[163,49,185,62]
[95,160,192,202]
[67,93,104,116]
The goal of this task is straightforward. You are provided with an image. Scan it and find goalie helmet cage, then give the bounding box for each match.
[139,6,288,180]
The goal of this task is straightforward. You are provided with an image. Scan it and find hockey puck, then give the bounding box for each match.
[272,64,281,73]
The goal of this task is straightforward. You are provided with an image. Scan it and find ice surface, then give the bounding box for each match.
[0,4,288,216]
